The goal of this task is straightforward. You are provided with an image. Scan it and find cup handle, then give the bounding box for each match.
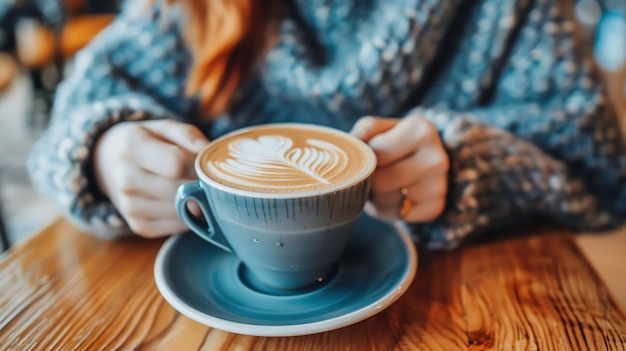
[176,181,233,253]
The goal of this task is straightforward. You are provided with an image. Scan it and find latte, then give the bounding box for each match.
[198,124,376,194]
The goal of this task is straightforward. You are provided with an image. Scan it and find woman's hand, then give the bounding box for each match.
[350,115,450,222]
[94,119,209,238]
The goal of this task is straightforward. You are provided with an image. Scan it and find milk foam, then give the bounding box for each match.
[199,124,374,194]
[207,135,348,190]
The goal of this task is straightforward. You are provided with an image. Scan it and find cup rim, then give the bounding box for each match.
[195,123,377,199]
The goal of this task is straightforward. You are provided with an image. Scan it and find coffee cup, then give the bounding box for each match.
[175,123,376,292]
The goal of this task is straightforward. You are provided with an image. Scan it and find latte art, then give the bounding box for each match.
[208,135,348,189]
[199,124,376,194]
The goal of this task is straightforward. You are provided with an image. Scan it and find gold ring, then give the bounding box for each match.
[400,187,409,197]
[399,187,411,219]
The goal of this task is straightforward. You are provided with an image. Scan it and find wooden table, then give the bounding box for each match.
[1,219,625,350]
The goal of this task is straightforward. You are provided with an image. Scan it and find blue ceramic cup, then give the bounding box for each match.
[176,124,376,292]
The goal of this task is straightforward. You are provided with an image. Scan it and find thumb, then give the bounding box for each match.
[350,116,398,143]
[141,119,209,153]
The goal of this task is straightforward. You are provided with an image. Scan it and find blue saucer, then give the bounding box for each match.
[154,215,418,337]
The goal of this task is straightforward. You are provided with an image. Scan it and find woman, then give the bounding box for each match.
[28,0,626,249]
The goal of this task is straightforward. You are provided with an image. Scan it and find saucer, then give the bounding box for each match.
[154,215,418,337]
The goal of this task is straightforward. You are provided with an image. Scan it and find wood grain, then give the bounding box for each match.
[462,231,626,350]
[0,219,625,350]
[577,226,626,314]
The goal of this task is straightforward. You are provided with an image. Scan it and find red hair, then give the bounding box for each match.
[162,0,271,118]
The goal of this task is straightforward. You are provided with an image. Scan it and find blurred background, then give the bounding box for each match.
[0,0,625,250]
[0,0,121,249]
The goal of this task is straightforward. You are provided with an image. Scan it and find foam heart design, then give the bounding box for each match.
[209,135,349,189]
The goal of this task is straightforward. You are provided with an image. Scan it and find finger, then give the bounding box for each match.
[368,116,440,167]
[369,190,403,207]
[116,196,182,221]
[364,201,398,222]
[407,176,448,204]
[187,201,203,218]
[368,175,448,222]
[371,147,449,194]
[401,198,446,223]
[369,176,447,208]
[367,186,408,222]
[115,166,191,200]
[140,119,209,153]
[129,130,197,179]
[127,218,191,238]
[350,116,399,143]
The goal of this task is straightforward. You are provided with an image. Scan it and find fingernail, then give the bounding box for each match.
[194,138,209,150]
[350,127,364,139]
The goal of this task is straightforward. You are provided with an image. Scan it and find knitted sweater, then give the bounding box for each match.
[28,0,626,249]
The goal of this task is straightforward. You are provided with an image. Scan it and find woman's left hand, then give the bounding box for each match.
[350,115,450,222]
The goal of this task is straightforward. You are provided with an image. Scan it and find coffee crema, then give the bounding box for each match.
[199,124,374,194]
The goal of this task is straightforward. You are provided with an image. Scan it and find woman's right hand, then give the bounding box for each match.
[93,119,209,238]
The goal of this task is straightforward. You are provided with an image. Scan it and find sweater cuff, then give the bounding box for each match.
[402,107,564,249]
[27,94,173,238]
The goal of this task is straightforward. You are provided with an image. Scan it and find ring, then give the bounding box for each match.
[399,187,412,219]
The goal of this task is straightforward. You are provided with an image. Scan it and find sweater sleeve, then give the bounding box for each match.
[405,0,626,249]
[27,0,197,238]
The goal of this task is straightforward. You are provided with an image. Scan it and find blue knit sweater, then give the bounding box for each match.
[28,0,626,249]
